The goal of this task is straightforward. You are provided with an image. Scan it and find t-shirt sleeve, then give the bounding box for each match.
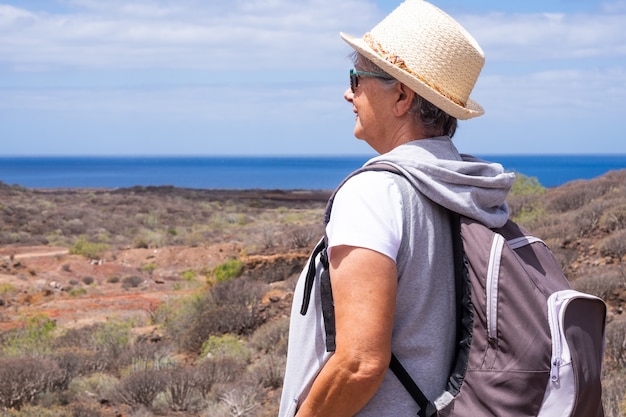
[326,171,404,262]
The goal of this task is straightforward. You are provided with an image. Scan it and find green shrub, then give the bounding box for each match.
[69,287,87,297]
[141,262,157,275]
[507,173,546,225]
[200,334,250,362]
[213,259,243,283]
[0,283,17,295]
[165,278,266,353]
[67,372,119,404]
[181,270,196,281]
[1,315,56,357]
[508,173,544,197]
[53,321,133,373]
[1,405,65,417]
[69,236,109,260]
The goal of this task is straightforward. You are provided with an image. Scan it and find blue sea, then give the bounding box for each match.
[0,155,625,190]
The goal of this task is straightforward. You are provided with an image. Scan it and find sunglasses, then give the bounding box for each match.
[349,69,393,93]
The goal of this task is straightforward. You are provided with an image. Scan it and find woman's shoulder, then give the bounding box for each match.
[338,170,400,198]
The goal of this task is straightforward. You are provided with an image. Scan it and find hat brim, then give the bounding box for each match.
[340,32,484,120]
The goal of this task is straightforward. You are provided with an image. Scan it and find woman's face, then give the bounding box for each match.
[344,74,396,154]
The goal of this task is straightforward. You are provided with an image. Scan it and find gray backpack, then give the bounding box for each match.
[301,164,607,417]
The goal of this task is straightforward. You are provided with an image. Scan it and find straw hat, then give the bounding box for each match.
[341,0,485,120]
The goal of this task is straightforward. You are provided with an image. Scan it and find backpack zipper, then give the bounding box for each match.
[547,295,562,383]
[486,233,505,340]
[547,289,602,384]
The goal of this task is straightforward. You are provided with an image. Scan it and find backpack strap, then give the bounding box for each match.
[388,209,466,417]
[300,163,469,415]
[390,354,438,417]
[300,164,401,353]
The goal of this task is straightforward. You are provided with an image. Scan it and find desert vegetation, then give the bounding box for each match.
[1,169,626,416]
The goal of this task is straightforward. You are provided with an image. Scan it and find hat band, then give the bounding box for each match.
[363,33,466,108]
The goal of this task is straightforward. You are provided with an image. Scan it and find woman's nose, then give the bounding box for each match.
[344,87,354,103]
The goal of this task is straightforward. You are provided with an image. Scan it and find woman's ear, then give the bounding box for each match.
[392,83,414,117]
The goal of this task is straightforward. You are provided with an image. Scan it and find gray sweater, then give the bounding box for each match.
[279,137,514,416]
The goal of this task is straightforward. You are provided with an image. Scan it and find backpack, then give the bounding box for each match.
[300,164,607,417]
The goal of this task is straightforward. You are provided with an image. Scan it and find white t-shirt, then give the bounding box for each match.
[326,171,403,262]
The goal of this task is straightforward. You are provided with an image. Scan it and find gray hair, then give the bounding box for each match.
[351,52,458,138]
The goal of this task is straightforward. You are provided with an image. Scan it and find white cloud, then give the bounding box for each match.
[602,0,626,13]
[2,1,626,155]
[461,10,626,62]
[0,0,381,72]
[475,67,626,121]
[4,1,623,74]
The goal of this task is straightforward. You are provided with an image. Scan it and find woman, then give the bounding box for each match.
[279,1,515,416]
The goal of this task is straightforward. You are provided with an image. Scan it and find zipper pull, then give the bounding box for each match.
[550,358,560,383]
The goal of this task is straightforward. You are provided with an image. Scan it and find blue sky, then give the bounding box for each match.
[1,0,625,156]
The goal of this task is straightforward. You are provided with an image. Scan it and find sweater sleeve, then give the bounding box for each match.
[326,171,403,262]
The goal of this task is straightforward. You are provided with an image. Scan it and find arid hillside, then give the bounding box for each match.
[0,170,626,417]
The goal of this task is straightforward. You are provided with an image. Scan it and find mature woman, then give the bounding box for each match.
[279,1,515,416]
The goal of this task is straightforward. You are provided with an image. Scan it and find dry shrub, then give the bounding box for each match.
[106,275,120,284]
[125,339,172,372]
[204,384,259,417]
[52,321,132,373]
[194,357,244,400]
[573,200,614,236]
[290,226,316,249]
[70,404,104,417]
[164,364,198,412]
[81,276,95,285]
[599,230,626,262]
[122,275,144,289]
[528,218,569,242]
[182,305,261,353]
[546,243,579,273]
[115,368,166,409]
[49,348,100,390]
[605,320,626,371]
[0,356,64,410]
[571,266,624,300]
[211,276,267,308]
[250,316,290,355]
[599,204,626,232]
[545,182,595,212]
[602,370,626,417]
[167,277,267,354]
[249,352,286,389]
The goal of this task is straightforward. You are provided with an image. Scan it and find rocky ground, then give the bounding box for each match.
[0,188,330,333]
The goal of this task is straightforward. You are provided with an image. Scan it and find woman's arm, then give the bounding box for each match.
[295,244,397,417]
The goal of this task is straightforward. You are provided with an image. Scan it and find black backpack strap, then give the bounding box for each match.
[300,239,327,316]
[390,353,438,417]
[300,237,336,352]
[319,249,336,352]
